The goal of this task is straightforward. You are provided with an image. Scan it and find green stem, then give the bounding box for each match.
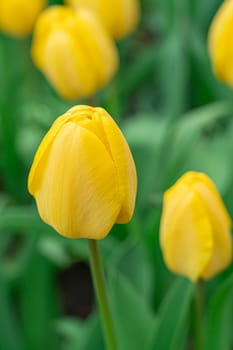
[192,281,204,350]
[88,239,117,350]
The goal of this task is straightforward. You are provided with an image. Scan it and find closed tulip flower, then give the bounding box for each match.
[31,6,118,100]
[28,105,137,239]
[65,0,139,39]
[0,0,46,37]
[208,0,233,87]
[160,171,232,281]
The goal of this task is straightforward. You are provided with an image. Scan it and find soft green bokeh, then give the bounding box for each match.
[0,0,233,349]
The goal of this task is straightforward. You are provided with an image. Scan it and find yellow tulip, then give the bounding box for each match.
[65,0,139,39]
[208,0,233,87]
[31,6,118,100]
[0,0,46,37]
[28,105,137,239]
[160,171,232,281]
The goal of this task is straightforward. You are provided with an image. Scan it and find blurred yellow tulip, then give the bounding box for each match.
[160,171,232,281]
[0,0,46,37]
[28,105,137,239]
[31,6,118,100]
[65,0,139,39]
[208,0,233,87]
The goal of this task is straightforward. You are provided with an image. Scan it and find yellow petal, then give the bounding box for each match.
[65,0,139,39]
[96,108,137,223]
[185,172,232,230]
[201,222,232,279]
[208,0,233,86]
[110,0,140,39]
[186,172,232,279]
[33,122,121,239]
[0,0,46,37]
[72,9,118,86]
[160,182,213,281]
[39,29,97,100]
[28,114,68,194]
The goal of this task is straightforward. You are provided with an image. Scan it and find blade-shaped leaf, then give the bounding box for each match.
[54,313,104,350]
[0,274,23,350]
[146,277,194,350]
[205,273,233,350]
[109,270,156,350]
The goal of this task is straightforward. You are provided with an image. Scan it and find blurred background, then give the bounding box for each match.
[0,0,233,349]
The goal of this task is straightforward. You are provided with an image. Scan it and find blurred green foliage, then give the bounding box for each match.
[0,0,233,349]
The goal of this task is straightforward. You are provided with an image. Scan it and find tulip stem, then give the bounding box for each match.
[88,239,117,350]
[192,281,204,350]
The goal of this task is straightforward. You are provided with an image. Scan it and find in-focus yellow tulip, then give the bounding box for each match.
[0,0,46,37]
[160,171,232,281]
[65,0,139,39]
[31,6,118,100]
[28,105,137,239]
[208,0,233,87]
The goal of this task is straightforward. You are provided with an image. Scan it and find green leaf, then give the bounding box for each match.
[109,270,155,350]
[108,238,153,300]
[205,273,233,350]
[117,44,158,100]
[20,249,58,350]
[0,82,28,202]
[186,129,232,194]
[54,314,104,350]
[0,273,23,350]
[83,315,105,350]
[123,114,168,209]
[55,318,86,350]
[38,237,71,267]
[165,101,233,187]
[146,277,194,350]
[157,33,189,117]
[0,206,54,234]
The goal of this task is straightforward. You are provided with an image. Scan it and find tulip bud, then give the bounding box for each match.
[0,0,46,37]
[208,0,233,87]
[160,171,232,281]
[31,6,118,100]
[28,105,137,239]
[65,0,140,39]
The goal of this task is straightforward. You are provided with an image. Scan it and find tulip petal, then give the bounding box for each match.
[201,223,232,279]
[28,114,69,194]
[95,108,137,223]
[32,122,121,239]
[189,173,232,279]
[108,0,139,38]
[72,9,118,86]
[64,106,137,222]
[37,29,97,100]
[187,172,232,231]
[0,0,46,37]
[208,0,233,85]
[65,0,139,39]
[160,182,213,281]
